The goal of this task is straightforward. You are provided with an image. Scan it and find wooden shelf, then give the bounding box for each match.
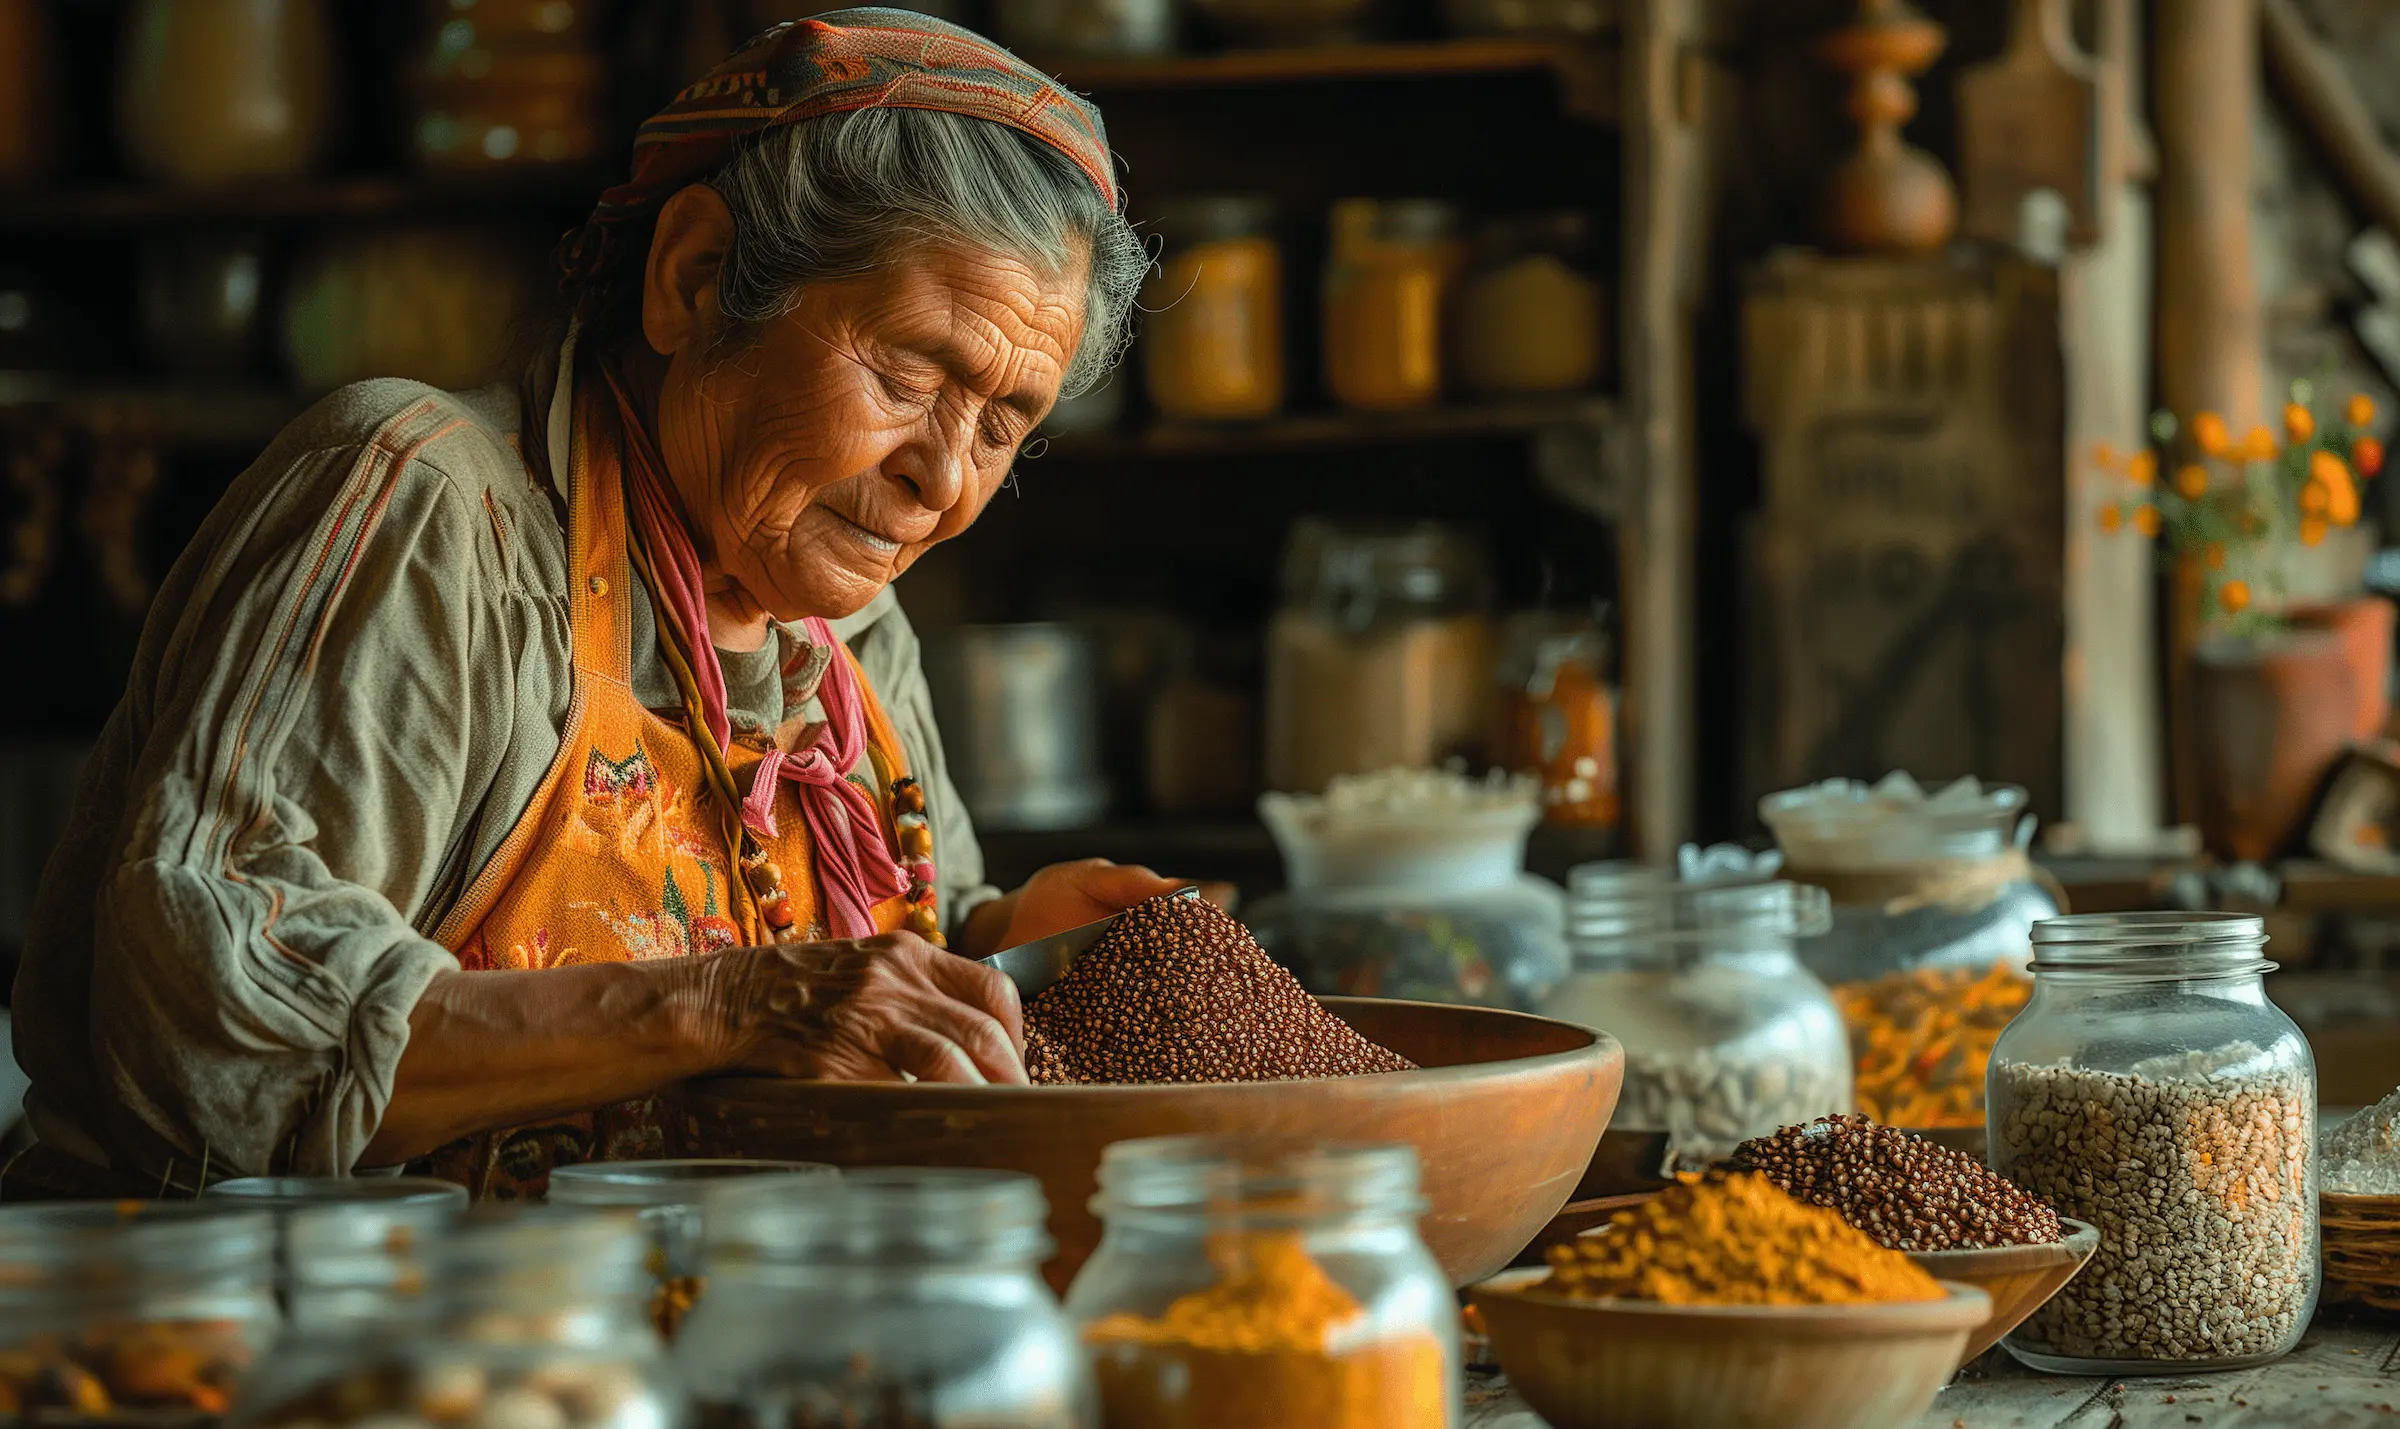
[0,170,613,233]
[1049,37,1617,121]
[0,373,306,448]
[1037,394,1621,459]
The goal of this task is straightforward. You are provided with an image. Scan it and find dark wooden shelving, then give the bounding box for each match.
[0,169,614,233]
[1036,394,1620,460]
[1050,37,1618,122]
[0,373,306,448]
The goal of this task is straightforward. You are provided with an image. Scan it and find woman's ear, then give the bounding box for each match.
[641,184,736,357]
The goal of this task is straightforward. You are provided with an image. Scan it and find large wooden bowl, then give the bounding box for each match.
[1908,1217,2100,1367]
[1469,1268,1987,1429]
[670,997,1620,1291]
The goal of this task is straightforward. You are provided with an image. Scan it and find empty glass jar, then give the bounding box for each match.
[228,1208,685,1429]
[1539,865,1850,1166]
[1990,913,2317,1374]
[0,1202,278,1420]
[547,1157,834,1339]
[1067,1137,1455,1429]
[228,1198,461,1419]
[677,1168,1090,1429]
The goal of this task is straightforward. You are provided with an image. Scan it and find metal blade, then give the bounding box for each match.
[979,886,1200,999]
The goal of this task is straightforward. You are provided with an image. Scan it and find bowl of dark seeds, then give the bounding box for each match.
[673,892,1625,1291]
[1733,1115,2094,1365]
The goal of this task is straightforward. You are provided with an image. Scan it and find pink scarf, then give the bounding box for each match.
[610,370,908,940]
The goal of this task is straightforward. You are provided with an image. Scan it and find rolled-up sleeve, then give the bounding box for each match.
[17,400,523,1177]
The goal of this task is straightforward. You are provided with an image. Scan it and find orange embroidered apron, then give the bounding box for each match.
[418,381,916,1199]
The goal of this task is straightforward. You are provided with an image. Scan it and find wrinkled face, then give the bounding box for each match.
[642,186,1089,624]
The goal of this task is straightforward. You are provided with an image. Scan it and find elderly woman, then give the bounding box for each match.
[8,11,1174,1198]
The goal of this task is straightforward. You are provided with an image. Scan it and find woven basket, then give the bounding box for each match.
[2321,1191,2400,1311]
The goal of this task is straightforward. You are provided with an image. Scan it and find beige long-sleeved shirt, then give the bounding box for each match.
[11,359,997,1181]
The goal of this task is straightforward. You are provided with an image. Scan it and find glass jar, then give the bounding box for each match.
[1761,774,2055,1129]
[1540,865,1850,1167]
[228,1208,685,1429]
[1494,610,1618,831]
[116,0,338,187]
[0,1202,279,1419]
[547,1158,834,1339]
[993,0,1177,58]
[1452,212,1605,397]
[1263,519,1492,795]
[1143,197,1286,422]
[1249,767,1566,1011]
[409,40,609,169]
[1989,913,2318,1374]
[1067,1136,1454,1429]
[678,1168,1090,1429]
[1322,199,1465,411]
[203,1175,469,1309]
[229,1198,460,1417]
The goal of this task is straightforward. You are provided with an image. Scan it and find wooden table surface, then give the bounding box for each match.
[1465,1310,2400,1428]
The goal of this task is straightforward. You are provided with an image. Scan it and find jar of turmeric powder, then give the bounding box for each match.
[1143,196,1286,422]
[1322,199,1465,411]
[1067,1137,1456,1429]
[0,1202,278,1420]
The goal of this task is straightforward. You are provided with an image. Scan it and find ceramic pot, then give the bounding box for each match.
[117,0,338,186]
[2193,628,2357,862]
[2288,597,2396,743]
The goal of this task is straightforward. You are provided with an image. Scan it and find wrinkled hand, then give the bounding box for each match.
[712,932,1025,1085]
[963,858,1236,957]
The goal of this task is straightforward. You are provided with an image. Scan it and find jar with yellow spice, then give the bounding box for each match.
[1068,1136,1455,1429]
[1322,199,1465,411]
[1142,196,1285,422]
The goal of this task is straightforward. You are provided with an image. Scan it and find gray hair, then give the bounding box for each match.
[690,107,1144,398]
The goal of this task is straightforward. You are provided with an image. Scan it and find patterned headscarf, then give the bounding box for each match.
[565,8,1118,285]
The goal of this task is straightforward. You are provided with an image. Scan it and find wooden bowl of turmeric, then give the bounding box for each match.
[1907,1217,2099,1367]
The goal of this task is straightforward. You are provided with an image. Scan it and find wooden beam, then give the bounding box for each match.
[2153,0,2265,829]
[2259,0,2400,243]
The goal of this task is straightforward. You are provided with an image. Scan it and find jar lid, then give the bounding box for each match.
[203,1175,470,1214]
[704,1168,1052,1267]
[1092,1137,1426,1225]
[1328,197,1460,247]
[547,1158,836,1210]
[1565,863,1833,947]
[1278,517,1490,619]
[1151,195,1277,247]
[2028,911,2274,978]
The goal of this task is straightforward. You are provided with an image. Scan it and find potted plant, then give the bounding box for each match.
[2097,385,2392,861]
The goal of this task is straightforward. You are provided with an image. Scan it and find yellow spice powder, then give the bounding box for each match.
[1541,1172,1945,1306]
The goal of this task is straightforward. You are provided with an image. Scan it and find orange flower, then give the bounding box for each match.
[2097,504,2123,533]
[2173,463,2207,499]
[2220,580,2252,613]
[2286,403,2317,443]
[2132,504,2162,537]
[2127,450,2158,486]
[2332,477,2362,526]
[2302,515,2330,547]
[2302,479,2332,515]
[2192,411,2231,457]
[2240,425,2279,461]
[2357,435,2385,478]
[2091,440,2120,470]
[2312,450,2361,524]
[2205,541,2226,569]
[2350,394,2377,427]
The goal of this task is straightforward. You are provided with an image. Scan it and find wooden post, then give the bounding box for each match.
[1622,0,1708,862]
[2153,0,2264,828]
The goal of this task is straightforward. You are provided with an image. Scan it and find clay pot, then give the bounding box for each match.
[2288,597,2396,742]
[2193,628,2357,862]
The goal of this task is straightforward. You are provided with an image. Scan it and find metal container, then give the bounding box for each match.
[993,0,1176,58]
[924,623,1109,831]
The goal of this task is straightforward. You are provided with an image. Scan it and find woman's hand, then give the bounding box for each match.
[709,932,1026,1085]
[955,859,1236,960]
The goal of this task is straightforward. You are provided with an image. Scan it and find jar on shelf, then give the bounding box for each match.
[677,1168,1090,1429]
[408,39,609,170]
[1452,212,1606,397]
[1249,766,1566,1011]
[1263,519,1492,795]
[117,0,338,187]
[1539,865,1850,1167]
[1494,610,1618,831]
[1988,913,2317,1374]
[1759,773,2057,1129]
[1066,1136,1456,1429]
[228,1208,684,1429]
[1142,196,1286,423]
[0,1202,279,1420]
[426,0,599,45]
[547,1157,834,1339]
[993,0,1177,59]
[1322,199,1465,412]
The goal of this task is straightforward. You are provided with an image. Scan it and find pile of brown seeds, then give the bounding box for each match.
[1023,894,1416,1085]
[1732,1115,2064,1251]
